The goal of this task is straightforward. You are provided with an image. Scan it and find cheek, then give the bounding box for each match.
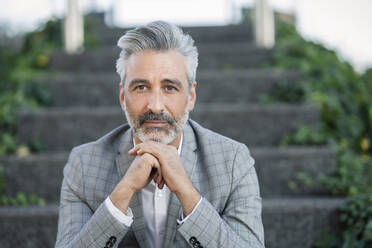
[168,96,189,114]
[125,97,148,113]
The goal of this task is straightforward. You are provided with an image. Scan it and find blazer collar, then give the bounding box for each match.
[115,120,198,248]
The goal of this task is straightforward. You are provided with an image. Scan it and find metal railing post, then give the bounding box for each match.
[255,0,275,48]
[64,0,84,54]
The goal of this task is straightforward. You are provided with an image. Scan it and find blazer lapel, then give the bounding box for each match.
[163,121,198,247]
[115,128,150,248]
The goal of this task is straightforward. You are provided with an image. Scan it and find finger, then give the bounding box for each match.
[152,157,163,184]
[128,145,141,155]
[153,171,158,183]
[154,171,162,184]
[158,179,165,189]
[135,144,161,159]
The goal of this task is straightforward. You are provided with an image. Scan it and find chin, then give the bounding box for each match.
[137,128,178,145]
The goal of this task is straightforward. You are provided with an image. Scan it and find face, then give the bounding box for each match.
[119,50,196,145]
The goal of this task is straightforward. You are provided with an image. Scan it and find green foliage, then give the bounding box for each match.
[314,194,372,248]
[0,192,46,206]
[271,16,372,192]
[0,36,52,155]
[320,148,372,197]
[261,79,306,103]
[0,13,103,205]
[23,18,62,60]
[272,18,372,155]
[0,18,64,205]
[84,14,102,47]
[280,125,328,146]
[270,16,372,246]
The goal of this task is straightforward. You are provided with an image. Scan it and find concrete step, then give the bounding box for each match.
[16,104,319,151]
[36,70,301,107]
[0,147,335,203]
[263,198,344,248]
[0,198,345,248]
[85,12,254,45]
[96,24,254,46]
[0,205,58,248]
[253,147,337,197]
[49,43,271,72]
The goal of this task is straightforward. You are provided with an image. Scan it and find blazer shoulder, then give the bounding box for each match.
[188,119,248,153]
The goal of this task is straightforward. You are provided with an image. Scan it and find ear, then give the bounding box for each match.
[119,82,126,112]
[188,81,197,111]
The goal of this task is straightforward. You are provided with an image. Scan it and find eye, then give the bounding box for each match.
[165,85,177,92]
[134,85,147,91]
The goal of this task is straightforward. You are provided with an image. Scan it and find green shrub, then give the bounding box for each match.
[0,19,63,205]
[0,13,103,205]
[313,194,372,248]
[269,15,372,246]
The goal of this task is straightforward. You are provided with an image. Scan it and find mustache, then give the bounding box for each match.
[138,111,175,126]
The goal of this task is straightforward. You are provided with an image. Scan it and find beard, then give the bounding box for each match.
[124,102,190,144]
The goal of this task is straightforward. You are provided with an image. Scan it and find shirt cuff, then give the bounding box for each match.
[105,197,134,227]
[177,197,203,225]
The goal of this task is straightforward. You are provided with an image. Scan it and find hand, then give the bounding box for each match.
[123,153,163,192]
[110,153,162,212]
[128,141,201,216]
[128,141,188,194]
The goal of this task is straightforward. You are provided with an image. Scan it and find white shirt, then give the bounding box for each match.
[105,133,202,248]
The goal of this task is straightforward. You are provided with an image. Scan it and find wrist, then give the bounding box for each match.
[176,186,201,216]
[110,182,136,213]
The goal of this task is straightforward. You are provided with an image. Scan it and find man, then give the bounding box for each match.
[55,21,264,248]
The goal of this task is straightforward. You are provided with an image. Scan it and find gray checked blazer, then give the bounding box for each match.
[55,119,265,248]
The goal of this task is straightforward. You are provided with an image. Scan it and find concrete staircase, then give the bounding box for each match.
[0,15,344,248]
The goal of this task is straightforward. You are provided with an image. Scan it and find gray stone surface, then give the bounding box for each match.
[263,198,345,248]
[49,43,271,72]
[0,198,345,248]
[36,70,301,107]
[0,147,334,203]
[97,24,254,46]
[252,147,337,197]
[0,153,67,203]
[0,205,58,248]
[1,19,341,248]
[87,13,254,45]
[16,104,319,151]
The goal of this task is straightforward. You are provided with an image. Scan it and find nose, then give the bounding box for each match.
[147,90,164,114]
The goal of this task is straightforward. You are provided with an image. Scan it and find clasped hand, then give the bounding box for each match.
[126,141,192,194]
[111,141,201,215]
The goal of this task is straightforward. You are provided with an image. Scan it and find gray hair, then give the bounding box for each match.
[116,21,198,87]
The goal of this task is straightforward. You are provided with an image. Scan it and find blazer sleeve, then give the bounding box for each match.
[55,148,130,248]
[177,144,265,248]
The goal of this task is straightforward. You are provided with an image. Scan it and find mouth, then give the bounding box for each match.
[143,120,168,127]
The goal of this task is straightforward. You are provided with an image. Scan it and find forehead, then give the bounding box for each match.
[124,50,188,84]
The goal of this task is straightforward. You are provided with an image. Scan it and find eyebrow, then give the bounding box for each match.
[162,78,183,89]
[128,78,150,88]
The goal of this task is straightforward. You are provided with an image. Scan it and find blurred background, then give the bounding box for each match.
[1,0,372,70]
[0,0,371,247]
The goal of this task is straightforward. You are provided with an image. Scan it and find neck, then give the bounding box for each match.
[133,132,183,149]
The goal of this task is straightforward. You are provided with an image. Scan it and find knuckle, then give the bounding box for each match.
[142,153,151,160]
